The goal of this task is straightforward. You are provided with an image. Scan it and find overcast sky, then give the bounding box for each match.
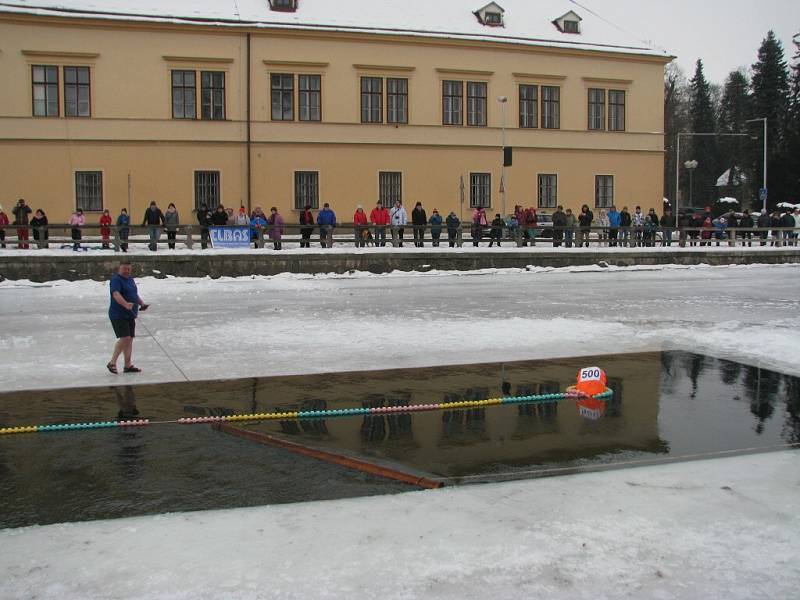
[579,0,799,84]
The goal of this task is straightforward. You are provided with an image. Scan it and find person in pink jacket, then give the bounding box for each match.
[267,206,285,250]
[0,204,9,248]
[68,207,86,251]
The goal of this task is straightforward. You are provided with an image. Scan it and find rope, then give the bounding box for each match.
[138,317,190,382]
[0,388,612,436]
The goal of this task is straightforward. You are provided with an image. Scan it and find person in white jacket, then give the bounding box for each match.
[389,200,408,247]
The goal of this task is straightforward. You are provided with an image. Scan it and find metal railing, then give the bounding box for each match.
[1,223,798,250]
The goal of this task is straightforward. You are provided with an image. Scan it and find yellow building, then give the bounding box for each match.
[0,1,671,223]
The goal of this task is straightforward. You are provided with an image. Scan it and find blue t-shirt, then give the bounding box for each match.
[109,273,139,320]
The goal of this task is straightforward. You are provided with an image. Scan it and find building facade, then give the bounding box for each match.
[0,1,671,223]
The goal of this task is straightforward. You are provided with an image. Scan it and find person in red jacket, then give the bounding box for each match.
[353,205,369,247]
[99,208,113,249]
[370,200,390,247]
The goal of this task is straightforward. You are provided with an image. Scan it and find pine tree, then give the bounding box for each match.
[688,59,718,207]
[663,63,691,206]
[783,34,800,199]
[750,31,790,207]
[717,70,752,203]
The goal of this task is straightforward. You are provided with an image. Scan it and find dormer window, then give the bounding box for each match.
[474,2,505,27]
[553,10,582,34]
[485,11,502,26]
[269,0,297,12]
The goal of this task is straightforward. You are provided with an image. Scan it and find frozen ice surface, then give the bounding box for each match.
[1,262,799,392]
[0,262,799,599]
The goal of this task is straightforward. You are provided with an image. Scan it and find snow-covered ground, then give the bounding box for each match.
[1,263,799,598]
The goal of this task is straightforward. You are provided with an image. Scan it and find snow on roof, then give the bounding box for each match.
[0,0,670,58]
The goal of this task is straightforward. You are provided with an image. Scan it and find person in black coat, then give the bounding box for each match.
[738,209,754,247]
[299,204,314,248]
[196,203,212,249]
[411,202,427,247]
[756,210,771,246]
[551,205,566,247]
[659,209,676,246]
[141,201,165,251]
[577,204,594,247]
[30,209,48,245]
[779,211,795,246]
[211,205,228,225]
[489,213,504,247]
[445,212,460,247]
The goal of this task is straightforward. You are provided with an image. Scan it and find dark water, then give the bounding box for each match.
[1,351,798,529]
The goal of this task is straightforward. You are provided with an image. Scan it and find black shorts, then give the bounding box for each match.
[111,319,136,339]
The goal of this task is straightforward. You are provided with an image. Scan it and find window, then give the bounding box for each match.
[63,67,90,117]
[519,84,538,128]
[298,75,321,121]
[485,12,502,26]
[470,173,491,208]
[541,86,560,129]
[609,89,626,131]
[195,171,221,209]
[588,88,605,131]
[294,171,319,209]
[379,172,402,207]
[563,20,580,33]
[269,0,297,11]
[387,78,408,124]
[466,81,487,126]
[595,175,614,208]
[201,71,225,120]
[538,174,557,208]
[172,70,196,119]
[271,74,294,121]
[75,171,102,211]
[360,77,382,123]
[32,65,59,117]
[442,80,463,125]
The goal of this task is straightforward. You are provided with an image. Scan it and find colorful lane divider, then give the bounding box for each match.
[0,389,613,437]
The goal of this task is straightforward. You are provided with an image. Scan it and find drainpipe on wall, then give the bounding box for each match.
[246,32,252,214]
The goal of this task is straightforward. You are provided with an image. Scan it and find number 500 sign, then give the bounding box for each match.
[579,367,603,381]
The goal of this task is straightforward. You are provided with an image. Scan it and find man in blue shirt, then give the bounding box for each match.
[316,202,337,248]
[107,261,149,374]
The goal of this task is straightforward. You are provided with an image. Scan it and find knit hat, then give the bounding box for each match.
[357,204,363,210]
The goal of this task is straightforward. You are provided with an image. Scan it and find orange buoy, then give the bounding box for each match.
[575,366,607,396]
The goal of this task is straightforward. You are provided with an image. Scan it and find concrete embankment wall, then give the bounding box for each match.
[1,250,799,282]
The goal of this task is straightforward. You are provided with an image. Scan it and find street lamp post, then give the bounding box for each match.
[745,117,767,213]
[497,95,508,218]
[684,160,698,206]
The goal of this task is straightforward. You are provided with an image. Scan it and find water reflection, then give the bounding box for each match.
[1,352,799,487]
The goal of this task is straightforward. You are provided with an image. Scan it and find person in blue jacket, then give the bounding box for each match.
[607,205,621,246]
[250,211,267,248]
[429,208,443,246]
[316,202,337,248]
[116,208,131,252]
[107,260,149,374]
